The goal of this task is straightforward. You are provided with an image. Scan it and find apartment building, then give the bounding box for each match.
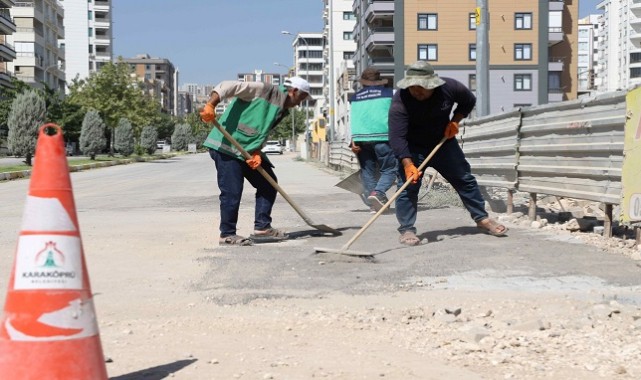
[323,0,357,142]
[0,0,17,90]
[176,90,191,117]
[352,0,395,85]
[396,0,578,114]
[578,14,601,96]
[596,0,641,91]
[60,0,112,85]
[237,69,282,86]
[123,54,176,115]
[8,0,66,92]
[288,32,325,124]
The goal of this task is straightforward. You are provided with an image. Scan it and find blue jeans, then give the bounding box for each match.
[209,149,277,237]
[395,139,488,233]
[356,141,398,202]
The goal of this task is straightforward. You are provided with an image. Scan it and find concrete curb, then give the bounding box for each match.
[0,153,179,182]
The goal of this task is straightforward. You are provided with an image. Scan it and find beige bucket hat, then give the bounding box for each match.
[396,61,446,90]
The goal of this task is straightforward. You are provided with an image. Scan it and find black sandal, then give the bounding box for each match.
[219,235,253,246]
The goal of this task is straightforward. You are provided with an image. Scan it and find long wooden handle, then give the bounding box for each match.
[210,119,317,225]
[340,137,448,250]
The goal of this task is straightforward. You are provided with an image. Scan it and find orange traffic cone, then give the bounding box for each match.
[0,124,108,379]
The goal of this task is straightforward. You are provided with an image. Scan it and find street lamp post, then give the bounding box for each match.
[274,62,296,152]
[281,30,310,143]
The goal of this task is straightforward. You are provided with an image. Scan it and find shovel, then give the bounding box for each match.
[314,137,447,256]
[210,119,341,236]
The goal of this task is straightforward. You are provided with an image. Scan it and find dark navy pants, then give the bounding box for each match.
[395,139,488,234]
[209,149,277,237]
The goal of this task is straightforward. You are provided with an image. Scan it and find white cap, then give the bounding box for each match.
[284,76,311,94]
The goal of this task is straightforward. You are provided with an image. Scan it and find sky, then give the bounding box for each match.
[112,0,601,87]
[112,0,323,86]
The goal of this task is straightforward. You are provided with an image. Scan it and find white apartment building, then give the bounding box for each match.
[597,0,641,91]
[289,32,324,126]
[8,0,65,91]
[578,14,601,96]
[323,0,357,142]
[60,0,112,85]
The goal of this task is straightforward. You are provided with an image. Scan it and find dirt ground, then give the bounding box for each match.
[1,152,641,380]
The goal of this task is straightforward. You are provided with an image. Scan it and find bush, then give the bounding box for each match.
[79,109,107,160]
[7,90,46,165]
[139,125,158,155]
[171,123,192,151]
[114,118,134,157]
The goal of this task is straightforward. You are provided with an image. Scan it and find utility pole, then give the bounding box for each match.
[476,0,490,116]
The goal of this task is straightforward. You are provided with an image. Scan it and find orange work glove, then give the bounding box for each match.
[245,150,262,170]
[444,121,459,139]
[403,163,422,184]
[200,103,216,123]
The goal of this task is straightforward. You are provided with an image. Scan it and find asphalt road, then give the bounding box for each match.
[2,152,640,304]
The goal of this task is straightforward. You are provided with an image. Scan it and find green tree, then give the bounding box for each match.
[171,123,192,151]
[114,118,134,157]
[272,108,306,142]
[7,90,46,165]
[67,59,163,153]
[79,109,107,160]
[182,111,209,149]
[139,125,158,155]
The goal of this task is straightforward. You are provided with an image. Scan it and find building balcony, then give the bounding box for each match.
[548,57,564,71]
[363,0,394,24]
[548,27,563,46]
[0,41,15,61]
[0,0,16,8]
[0,68,14,88]
[549,0,564,12]
[632,0,641,15]
[364,27,394,52]
[11,2,43,19]
[0,8,16,34]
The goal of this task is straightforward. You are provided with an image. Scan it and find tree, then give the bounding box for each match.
[272,108,307,141]
[114,118,134,157]
[171,123,192,151]
[67,59,164,154]
[139,125,158,155]
[7,90,46,165]
[79,109,107,160]
[182,111,209,149]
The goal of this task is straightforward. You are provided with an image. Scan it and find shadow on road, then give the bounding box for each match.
[110,358,197,380]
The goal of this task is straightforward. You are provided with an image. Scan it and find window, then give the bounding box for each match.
[469,44,476,61]
[514,103,531,108]
[514,74,532,91]
[514,43,532,60]
[88,10,92,20]
[343,31,352,40]
[343,12,355,20]
[548,72,562,91]
[469,13,477,30]
[469,74,476,91]
[515,13,532,29]
[343,51,353,59]
[88,27,93,37]
[418,44,438,61]
[631,67,641,78]
[418,14,437,30]
[88,44,93,53]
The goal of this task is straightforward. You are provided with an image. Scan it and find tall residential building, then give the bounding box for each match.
[352,0,395,85]
[323,0,357,142]
[578,14,601,96]
[596,0,641,91]
[60,0,112,85]
[289,32,325,122]
[8,0,66,92]
[176,90,192,117]
[396,0,578,114]
[0,0,17,90]
[123,54,176,115]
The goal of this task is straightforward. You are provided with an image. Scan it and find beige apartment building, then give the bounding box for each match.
[395,0,578,114]
[124,54,177,115]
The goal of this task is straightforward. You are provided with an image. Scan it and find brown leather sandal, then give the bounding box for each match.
[476,218,508,237]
